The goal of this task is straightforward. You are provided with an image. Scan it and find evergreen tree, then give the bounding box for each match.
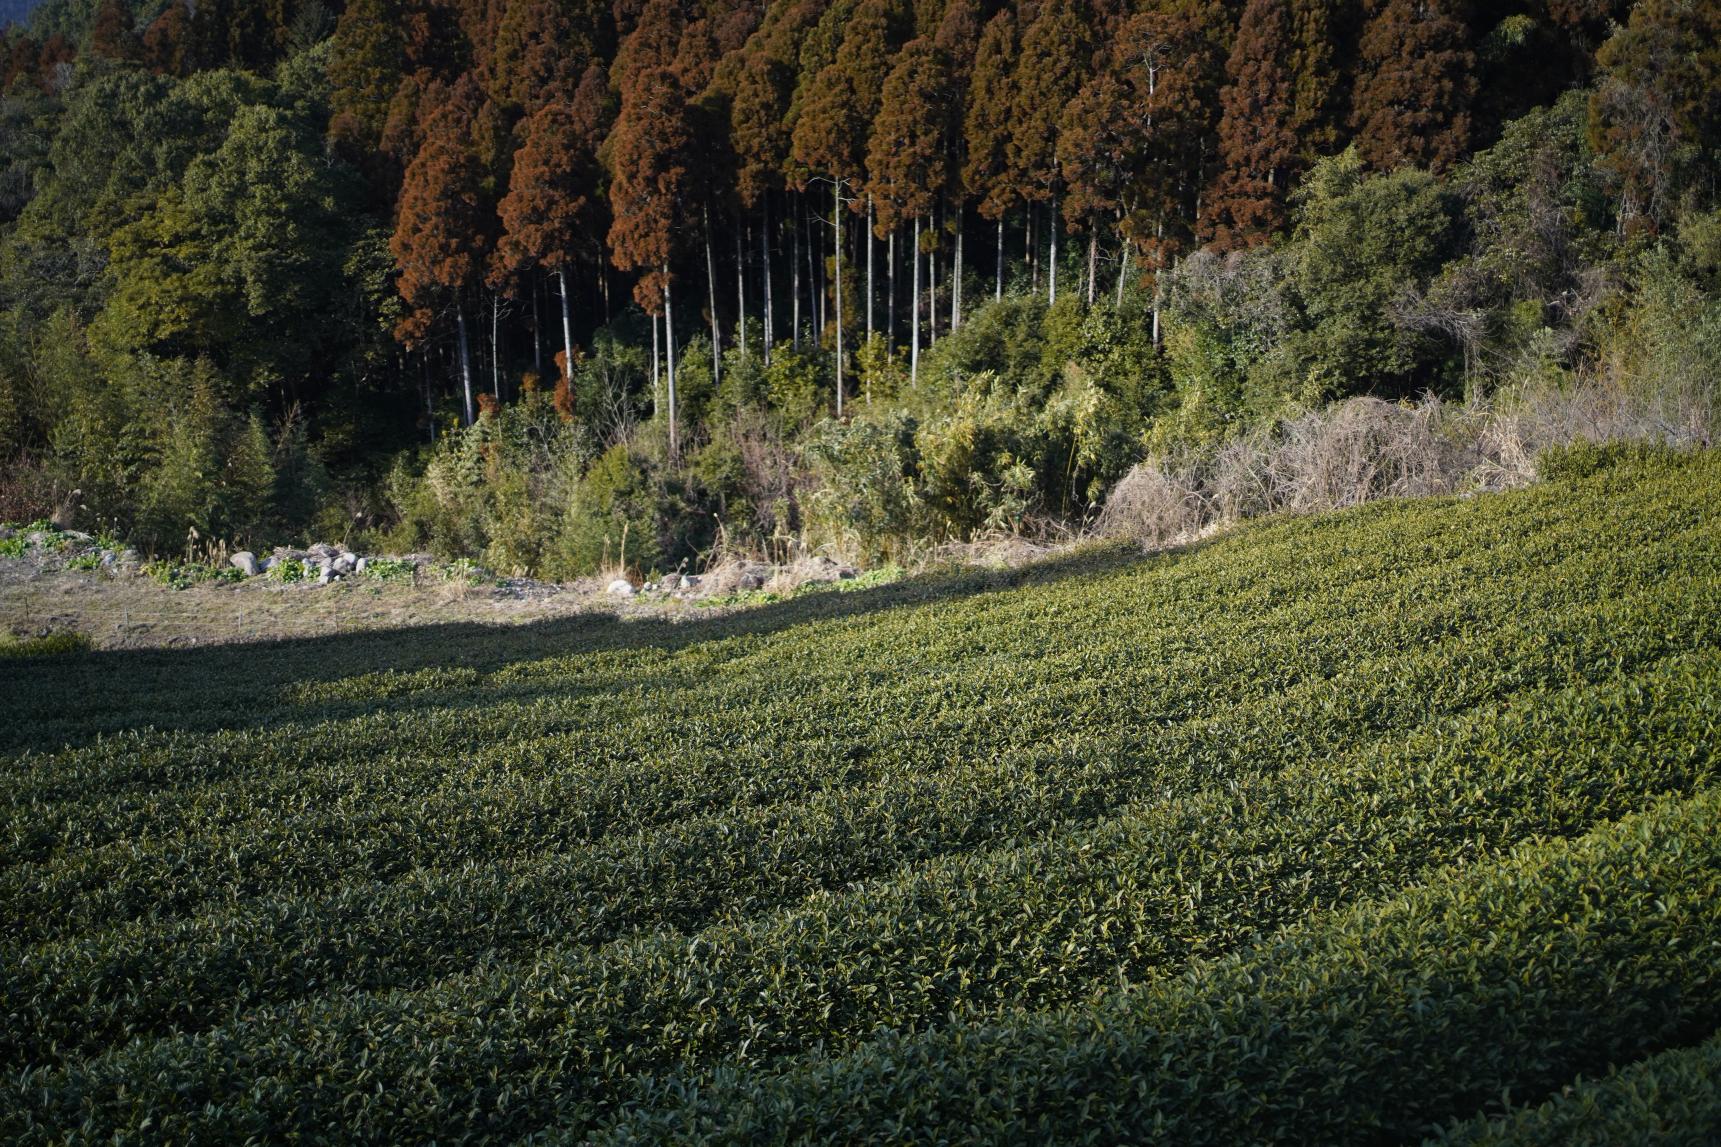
[1350,0,1478,173]
[496,63,612,386]
[1201,0,1298,249]
[90,0,143,63]
[328,0,409,154]
[392,75,493,425]
[962,5,1015,303]
[867,37,948,234]
[608,62,692,452]
[1006,0,1093,209]
[1589,0,1721,227]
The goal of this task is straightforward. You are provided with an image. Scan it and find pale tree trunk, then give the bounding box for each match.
[833,179,844,419]
[455,302,475,426]
[704,206,721,387]
[558,266,575,387]
[791,204,801,350]
[1048,195,1059,305]
[491,292,501,401]
[736,224,747,359]
[887,228,896,350]
[1028,204,1037,294]
[650,308,660,408]
[761,202,774,363]
[952,203,963,330]
[865,195,874,344]
[421,353,435,442]
[663,270,678,460]
[1115,229,1130,309]
[806,196,821,335]
[911,215,921,385]
[531,275,542,379]
[928,220,938,348]
[1087,230,1098,306]
[1152,219,1165,346]
[995,214,1004,301]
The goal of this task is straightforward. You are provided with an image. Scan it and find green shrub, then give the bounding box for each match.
[0,631,90,658]
[1535,440,1693,481]
[1428,1030,1721,1146]
[603,785,1721,1144]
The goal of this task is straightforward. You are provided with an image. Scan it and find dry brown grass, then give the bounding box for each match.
[1098,377,1714,550]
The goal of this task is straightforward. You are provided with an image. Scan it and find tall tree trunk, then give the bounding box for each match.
[650,308,660,405]
[558,266,575,387]
[421,353,435,443]
[865,195,874,345]
[952,203,963,331]
[531,275,543,379]
[761,201,773,363]
[1151,218,1165,346]
[704,205,721,387]
[791,203,801,351]
[1049,195,1059,305]
[1087,229,1098,307]
[736,223,747,360]
[1028,204,1037,295]
[1115,228,1130,309]
[663,271,678,461]
[995,214,1004,301]
[833,178,844,419]
[805,195,820,336]
[887,228,896,350]
[455,302,475,426]
[492,292,503,401]
[911,215,921,386]
[929,217,938,348]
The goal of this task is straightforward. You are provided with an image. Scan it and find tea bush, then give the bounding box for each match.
[1,452,1717,1143]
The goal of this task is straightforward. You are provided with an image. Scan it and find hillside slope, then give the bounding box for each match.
[2,450,1719,1144]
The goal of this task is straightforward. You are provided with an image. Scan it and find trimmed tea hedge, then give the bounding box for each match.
[1426,1030,1721,1146]
[1,452,1718,1143]
[591,785,1721,1144]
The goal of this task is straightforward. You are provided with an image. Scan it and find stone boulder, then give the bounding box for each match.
[606,578,635,597]
[229,551,260,577]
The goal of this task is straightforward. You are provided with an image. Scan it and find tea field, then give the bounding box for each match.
[3,449,1719,1144]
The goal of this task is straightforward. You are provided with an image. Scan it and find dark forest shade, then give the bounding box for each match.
[0,0,1717,568]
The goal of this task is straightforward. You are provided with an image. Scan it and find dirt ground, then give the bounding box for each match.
[1,561,662,649]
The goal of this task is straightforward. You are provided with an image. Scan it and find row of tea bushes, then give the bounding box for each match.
[7,650,1717,1140]
[1427,1030,1721,1145]
[591,784,1721,1144]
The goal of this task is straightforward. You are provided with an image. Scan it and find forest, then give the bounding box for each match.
[0,0,1717,575]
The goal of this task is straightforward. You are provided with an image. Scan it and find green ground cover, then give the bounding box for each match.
[2,450,1718,1143]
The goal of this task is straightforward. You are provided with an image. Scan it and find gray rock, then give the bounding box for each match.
[333,552,358,575]
[355,556,367,574]
[308,542,339,559]
[660,573,681,591]
[738,571,767,591]
[606,578,635,597]
[229,551,260,577]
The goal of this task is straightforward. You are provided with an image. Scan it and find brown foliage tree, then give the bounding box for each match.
[961,8,1015,219]
[1201,0,1298,249]
[1349,0,1478,173]
[392,76,494,422]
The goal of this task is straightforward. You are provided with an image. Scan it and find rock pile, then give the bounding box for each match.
[230,543,383,585]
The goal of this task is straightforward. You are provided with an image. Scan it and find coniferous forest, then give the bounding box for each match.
[0,0,1717,574]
